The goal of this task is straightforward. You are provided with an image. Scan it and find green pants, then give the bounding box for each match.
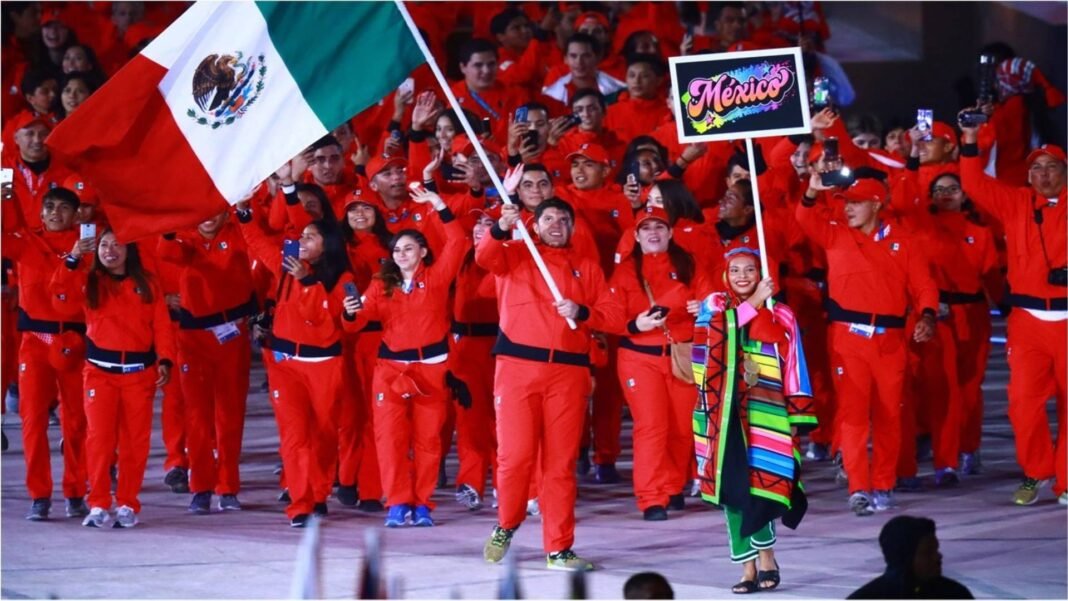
[724,505,776,564]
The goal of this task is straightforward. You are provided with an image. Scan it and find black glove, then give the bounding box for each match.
[445,370,472,409]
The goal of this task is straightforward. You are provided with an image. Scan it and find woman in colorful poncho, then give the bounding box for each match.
[689,248,817,594]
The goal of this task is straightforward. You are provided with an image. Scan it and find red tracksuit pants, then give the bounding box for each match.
[911,319,963,471]
[371,359,449,509]
[1006,310,1067,495]
[83,365,156,512]
[830,323,907,493]
[178,324,250,495]
[495,357,591,553]
[617,348,694,511]
[588,337,622,465]
[785,277,837,448]
[337,335,362,489]
[452,335,498,496]
[1,299,18,405]
[956,303,992,454]
[270,356,341,519]
[18,333,87,500]
[161,321,188,473]
[351,331,384,500]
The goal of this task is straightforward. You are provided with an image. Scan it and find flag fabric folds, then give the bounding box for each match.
[46,0,425,241]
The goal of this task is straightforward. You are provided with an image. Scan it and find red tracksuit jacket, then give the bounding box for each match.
[795,197,939,319]
[349,209,466,352]
[475,225,625,362]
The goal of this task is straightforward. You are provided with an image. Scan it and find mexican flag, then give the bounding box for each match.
[47,1,425,241]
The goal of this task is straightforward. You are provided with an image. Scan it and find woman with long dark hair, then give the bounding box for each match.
[690,248,816,593]
[615,179,716,278]
[449,207,501,511]
[236,197,356,527]
[346,185,466,528]
[609,206,711,521]
[335,193,392,511]
[898,172,1000,485]
[50,229,175,529]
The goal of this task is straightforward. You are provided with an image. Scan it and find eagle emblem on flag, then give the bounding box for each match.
[188,52,267,129]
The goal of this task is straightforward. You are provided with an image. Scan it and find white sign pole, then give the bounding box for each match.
[744,138,773,305]
[394,0,576,329]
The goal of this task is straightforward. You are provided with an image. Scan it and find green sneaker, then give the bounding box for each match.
[1012,478,1046,505]
[483,525,516,563]
[546,549,593,571]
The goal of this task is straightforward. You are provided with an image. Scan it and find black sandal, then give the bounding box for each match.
[731,580,760,594]
[757,561,781,591]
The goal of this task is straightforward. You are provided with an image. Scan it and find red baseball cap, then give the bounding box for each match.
[10,112,54,133]
[567,143,609,165]
[930,121,957,145]
[1026,144,1067,165]
[39,6,69,26]
[452,135,504,159]
[833,178,887,204]
[62,174,98,206]
[635,205,670,228]
[343,187,383,211]
[469,204,502,221]
[575,11,609,30]
[366,154,407,179]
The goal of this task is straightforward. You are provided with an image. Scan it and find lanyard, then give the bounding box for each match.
[16,163,46,197]
[466,85,500,120]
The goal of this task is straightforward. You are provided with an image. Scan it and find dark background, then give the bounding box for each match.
[825,1,1066,144]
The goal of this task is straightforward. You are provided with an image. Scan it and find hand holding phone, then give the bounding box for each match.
[648,305,670,319]
[283,239,301,260]
[79,223,96,241]
[916,109,934,142]
[344,281,359,298]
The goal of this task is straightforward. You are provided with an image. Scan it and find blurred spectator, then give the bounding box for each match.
[57,71,99,119]
[542,32,626,113]
[624,572,675,599]
[848,516,974,599]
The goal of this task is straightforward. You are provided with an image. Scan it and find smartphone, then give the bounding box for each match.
[79,223,96,240]
[440,162,463,181]
[398,77,415,97]
[514,106,528,123]
[480,117,492,137]
[563,113,582,130]
[627,158,642,181]
[648,305,670,319]
[0,167,12,186]
[520,129,539,148]
[916,109,934,142]
[343,281,359,298]
[812,76,831,109]
[823,137,840,162]
[282,239,300,260]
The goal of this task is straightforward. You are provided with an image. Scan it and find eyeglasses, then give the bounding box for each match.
[932,185,961,195]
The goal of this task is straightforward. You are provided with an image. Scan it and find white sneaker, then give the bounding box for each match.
[113,505,138,528]
[1059,492,1067,506]
[526,498,540,516]
[455,483,482,511]
[82,507,111,528]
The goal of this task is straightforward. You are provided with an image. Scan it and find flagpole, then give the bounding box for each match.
[744,138,773,310]
[393,0,577,330]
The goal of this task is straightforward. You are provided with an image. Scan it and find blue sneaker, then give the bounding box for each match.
[412,505,434,527]
[384,504,411,528]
